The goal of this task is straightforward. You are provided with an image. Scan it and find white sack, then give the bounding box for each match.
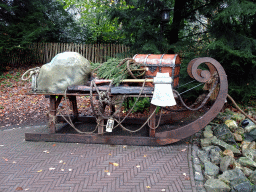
[36,52,92,93]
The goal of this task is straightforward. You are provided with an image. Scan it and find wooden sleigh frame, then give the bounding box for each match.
[25,57,228,146]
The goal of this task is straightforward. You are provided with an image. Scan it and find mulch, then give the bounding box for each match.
[0,68,48,127]
[0,67,152,128]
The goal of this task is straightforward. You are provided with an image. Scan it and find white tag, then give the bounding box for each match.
[106,118,114,132]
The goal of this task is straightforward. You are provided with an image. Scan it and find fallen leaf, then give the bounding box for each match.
[144,155,147,157]
[52,144,56,147]
[109,162,119,167]
[146,186,151,188]
[37,170,42,173]
[185,176,190,180]
[43,150,49,153]
[104,170,109,172]
[109,153,112,156]
[16,187,23,191]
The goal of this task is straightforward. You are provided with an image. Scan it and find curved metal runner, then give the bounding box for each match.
[156,57,228,145]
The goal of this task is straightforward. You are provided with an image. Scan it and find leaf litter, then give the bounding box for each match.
[0,68,158,128]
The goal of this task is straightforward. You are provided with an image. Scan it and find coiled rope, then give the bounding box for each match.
[21,67,40,81]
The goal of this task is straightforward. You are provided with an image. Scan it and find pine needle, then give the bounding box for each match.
[91,58,144,86]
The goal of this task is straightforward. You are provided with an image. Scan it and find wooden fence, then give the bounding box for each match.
[7,43,131,65]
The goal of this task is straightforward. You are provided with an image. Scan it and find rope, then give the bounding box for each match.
[126,59,145,79]
[111,80,147,129]
[58,89,98,134]
[89,77,162,134]
[147,107,163,130]
[115,106,158,133]
[21,67,40,81]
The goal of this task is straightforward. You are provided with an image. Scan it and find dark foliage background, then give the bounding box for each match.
[1,0,256,103]
[0,0,88,67]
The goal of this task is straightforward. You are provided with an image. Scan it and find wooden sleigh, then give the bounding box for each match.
[25,55,228,146]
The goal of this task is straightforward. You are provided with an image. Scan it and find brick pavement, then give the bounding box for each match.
[0,125,196,192]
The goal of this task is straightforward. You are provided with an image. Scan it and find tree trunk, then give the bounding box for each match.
[167,0,187,45]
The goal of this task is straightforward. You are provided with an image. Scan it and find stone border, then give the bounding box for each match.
[188,136,198,192]
[190,131,206,192]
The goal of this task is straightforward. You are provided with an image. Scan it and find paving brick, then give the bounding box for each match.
[0,126,195,192]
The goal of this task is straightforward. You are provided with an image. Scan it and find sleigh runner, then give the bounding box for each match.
[24,52,228,146]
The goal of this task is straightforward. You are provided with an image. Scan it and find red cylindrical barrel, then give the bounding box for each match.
[133,54,181,88]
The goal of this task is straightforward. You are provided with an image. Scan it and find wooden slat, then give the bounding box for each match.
[67,85,154,95]
[6,43,130,65]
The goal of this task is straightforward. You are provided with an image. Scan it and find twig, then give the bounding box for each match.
[227,94,256,125]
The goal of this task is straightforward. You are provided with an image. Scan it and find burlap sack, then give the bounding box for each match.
[36,52,92,93]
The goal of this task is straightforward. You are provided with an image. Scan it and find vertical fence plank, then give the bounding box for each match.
[95,44,98,63]
[6,43,130,65]
[84,44,86,57]
[92,44,95,63]
[97,44,100,63]
[88,44,90,61]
